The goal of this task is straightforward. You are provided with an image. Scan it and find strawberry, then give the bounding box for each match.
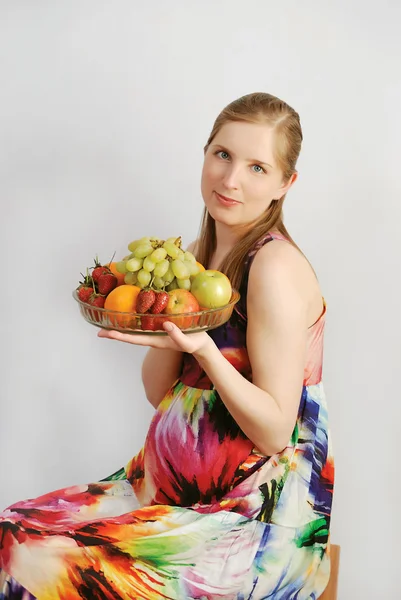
[97,272,117,296]
[89,295,106,308]
[140,315,155,330]
[77,271,95,304]
[141,315,168,331]
[77,285,95,303]
[136,289,156,313]
[92,266,108,283]
[150,291,169,314]
[91,256,110,284]
[88,294,106,323]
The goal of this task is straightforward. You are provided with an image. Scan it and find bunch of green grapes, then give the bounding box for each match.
[115,236,200,291]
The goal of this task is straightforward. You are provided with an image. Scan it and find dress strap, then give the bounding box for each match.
[245,230,289,273]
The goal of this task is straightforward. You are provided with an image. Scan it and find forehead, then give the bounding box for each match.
[212,121,277,167]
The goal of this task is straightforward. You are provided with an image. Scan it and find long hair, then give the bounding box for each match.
[195,92,304,291]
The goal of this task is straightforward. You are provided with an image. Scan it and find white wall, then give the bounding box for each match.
[1,2,400,598]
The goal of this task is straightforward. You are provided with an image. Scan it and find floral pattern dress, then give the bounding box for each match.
[0,232,334,599]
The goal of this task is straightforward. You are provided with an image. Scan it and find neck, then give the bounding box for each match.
[214,220,240,255]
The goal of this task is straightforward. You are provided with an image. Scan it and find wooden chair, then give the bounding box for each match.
[319,544,340,599]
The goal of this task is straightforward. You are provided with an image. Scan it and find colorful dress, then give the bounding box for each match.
[0,232,334,600]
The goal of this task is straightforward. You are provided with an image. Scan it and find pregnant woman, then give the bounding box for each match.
[0,92,334,599]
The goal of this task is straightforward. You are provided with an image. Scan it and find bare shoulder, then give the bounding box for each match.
[251,238,317,283]
[249,238,323,327]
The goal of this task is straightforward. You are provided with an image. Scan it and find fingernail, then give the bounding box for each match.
[164,322,173,331]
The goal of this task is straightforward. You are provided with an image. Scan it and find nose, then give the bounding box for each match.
[221,163,240,191]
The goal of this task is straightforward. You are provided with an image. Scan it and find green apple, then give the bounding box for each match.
[190,270,232,309]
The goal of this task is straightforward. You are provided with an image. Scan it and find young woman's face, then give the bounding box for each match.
[201,121,295,228]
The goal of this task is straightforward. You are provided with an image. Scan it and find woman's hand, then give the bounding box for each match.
[97,321,213,355]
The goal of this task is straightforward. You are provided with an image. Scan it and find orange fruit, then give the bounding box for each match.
[104,284,141,328]
[108,262,126,286]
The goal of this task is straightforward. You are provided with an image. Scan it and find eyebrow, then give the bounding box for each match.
[211,144,274,169]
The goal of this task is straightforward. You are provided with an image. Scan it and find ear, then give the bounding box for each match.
[275,171,298,200]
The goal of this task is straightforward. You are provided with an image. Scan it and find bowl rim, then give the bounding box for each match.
[72,288,240,317]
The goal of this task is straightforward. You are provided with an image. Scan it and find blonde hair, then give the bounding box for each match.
[196,92,304,291]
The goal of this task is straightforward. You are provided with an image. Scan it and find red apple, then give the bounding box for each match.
[165,289,200,329]
[190,270,232,308]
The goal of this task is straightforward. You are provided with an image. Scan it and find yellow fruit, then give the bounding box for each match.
[104,285,141,327]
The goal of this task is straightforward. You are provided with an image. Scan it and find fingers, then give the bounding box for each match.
[97,329,154,346]
[97,329,124,341]
[97,323,208,354]
[162,322,191,349]
[162,322,206,354]
[162,321,179,336]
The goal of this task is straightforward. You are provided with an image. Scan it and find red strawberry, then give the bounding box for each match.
[77,271,95,304]
[89,295,105,308]
[136,289,156,313]
[97,272,117,296]
[88,294,106,323]
[92,266,108,283]
[141,315,168,331]
[77,285,94,303]
[150,291,169,314]
[141,315,154,330]
[91,257,111,284]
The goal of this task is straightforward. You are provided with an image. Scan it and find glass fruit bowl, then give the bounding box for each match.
[72,289,240,335]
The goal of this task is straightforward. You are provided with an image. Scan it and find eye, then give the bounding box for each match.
[216,150,230,160]
[251,164,266,174]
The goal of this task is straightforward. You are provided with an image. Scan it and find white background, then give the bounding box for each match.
[1,2,400,598]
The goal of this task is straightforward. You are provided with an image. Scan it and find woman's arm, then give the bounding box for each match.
[142,348,183,409]
[193,241,311,456]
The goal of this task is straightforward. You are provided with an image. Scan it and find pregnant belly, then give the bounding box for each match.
[139,384,255,507]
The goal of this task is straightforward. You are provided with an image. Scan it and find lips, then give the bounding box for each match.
[215,192,241,206]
